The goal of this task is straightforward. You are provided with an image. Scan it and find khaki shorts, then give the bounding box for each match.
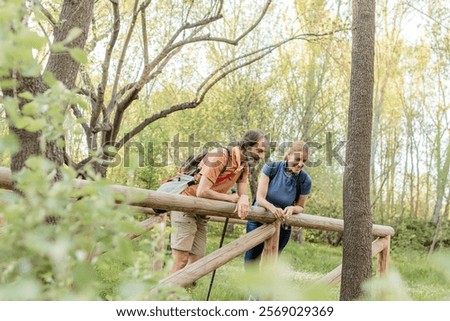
[170,211,209,257]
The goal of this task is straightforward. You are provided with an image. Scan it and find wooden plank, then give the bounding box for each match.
[157,223,276,288]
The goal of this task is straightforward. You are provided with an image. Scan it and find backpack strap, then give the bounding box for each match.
[221,147,232,174]
[214,146,243,184]
[266,162,278,180]
[293,171,307,204]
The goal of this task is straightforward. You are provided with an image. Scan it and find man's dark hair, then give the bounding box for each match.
[238,129,266,149]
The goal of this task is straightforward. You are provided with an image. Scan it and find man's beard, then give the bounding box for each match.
[245,152,260,166]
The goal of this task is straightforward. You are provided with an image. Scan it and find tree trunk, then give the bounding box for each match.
[8,0,95,175]
[431,128,450,223]
[340,0,375,301]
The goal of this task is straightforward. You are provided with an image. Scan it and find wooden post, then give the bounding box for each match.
[153,213,167,272]
[259,220,280,301]
[157,224,276,288]
[377,235,390,276]
[261,220,281,265]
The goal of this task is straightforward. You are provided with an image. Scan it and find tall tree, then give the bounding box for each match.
[3,0,95,177]
[6,0,339,178]
[340,0,375,301]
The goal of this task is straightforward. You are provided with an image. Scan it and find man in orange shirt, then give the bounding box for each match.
[169,129,267,274]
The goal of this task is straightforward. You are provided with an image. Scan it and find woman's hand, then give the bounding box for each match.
[282,206,295,220]
[270,205,284,221]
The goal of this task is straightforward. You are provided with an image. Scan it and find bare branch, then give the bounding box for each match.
[195,30,341,100]
[108,48,183,144]
[141,9,149,65]
[74,156,93,171]
[112,13,224,115]
[33,1,57,26]
[116,46,182,112]
[64,150,75,167]
[79,87,98,106]
[234,0,272,43]
[112,0,271,114]
[107,0,153,118]
[95,0,120,128]
[117,101,199,149]
[114,30,345,150]
[197,49,275,104]
[405,2,450,31]
[70,104,92,149]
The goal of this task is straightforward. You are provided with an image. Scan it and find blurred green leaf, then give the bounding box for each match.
[0,279,42,300]
[0,134,20,155]
[18,91,34,101]
[63,28,82,45]
[25,118,47,132]
[69,48,88,64]
[51,42,66,53]
[73,263,97,289]
[15,30,46,49]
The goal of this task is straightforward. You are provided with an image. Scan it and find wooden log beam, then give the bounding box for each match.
[0,167,395,237]
[157,223,276,288]
[371,236,389,256]
[125,215,166,240]
[208,216,247,225]
[318,264,342,286]
[126,206,247,225]
[317,237,391,286]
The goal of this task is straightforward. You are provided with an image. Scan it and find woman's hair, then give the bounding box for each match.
[238,129,266,149]
[284,141,309,160]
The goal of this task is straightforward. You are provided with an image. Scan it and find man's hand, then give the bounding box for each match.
[227,193,240,203]
[234,194,249,219]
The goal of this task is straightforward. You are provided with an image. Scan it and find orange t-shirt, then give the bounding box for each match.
[181,146,248,197]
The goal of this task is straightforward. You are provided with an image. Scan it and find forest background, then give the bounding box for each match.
[0,0,449,300]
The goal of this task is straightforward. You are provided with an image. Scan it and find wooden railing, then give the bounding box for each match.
[0,167,395,290]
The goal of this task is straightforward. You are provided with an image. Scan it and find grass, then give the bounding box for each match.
[182,222,450,301]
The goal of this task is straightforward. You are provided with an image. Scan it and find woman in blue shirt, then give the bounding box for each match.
[244,141,312,265]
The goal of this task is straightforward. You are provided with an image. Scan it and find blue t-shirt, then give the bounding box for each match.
[256,161,312,209]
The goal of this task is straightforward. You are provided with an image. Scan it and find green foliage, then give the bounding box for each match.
[0,1,179,300]
[189,230,450,301]
[364,249,450,300]
[301,168,344,246]
[0,1,45,80]
[391,219,450,252]
[0,157,182,300]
